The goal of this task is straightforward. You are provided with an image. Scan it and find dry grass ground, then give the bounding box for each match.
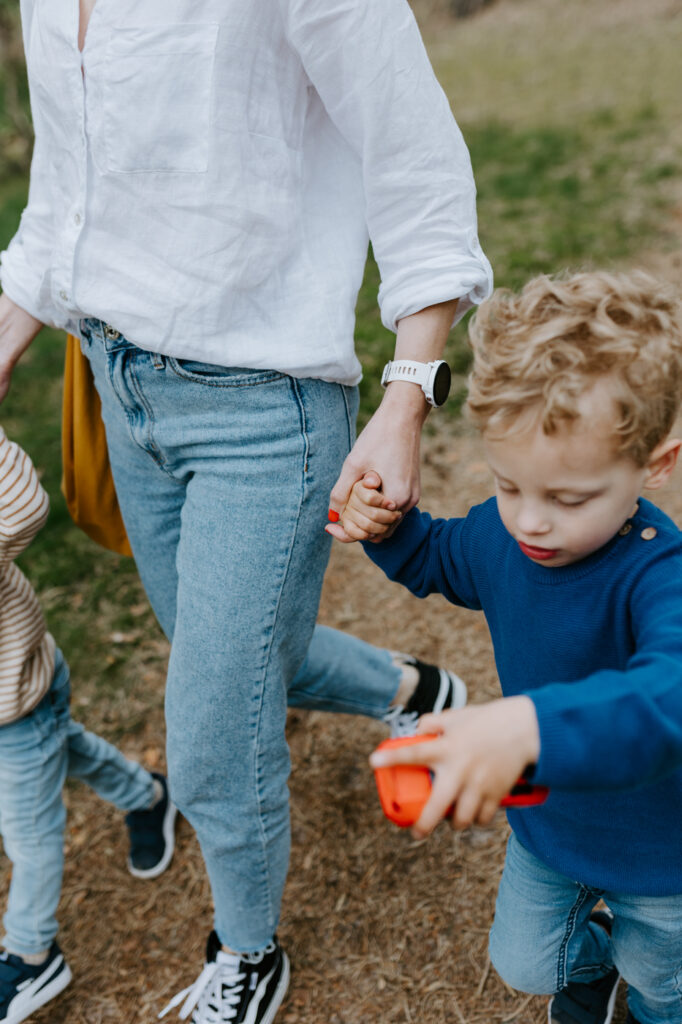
[1,1,681,1022]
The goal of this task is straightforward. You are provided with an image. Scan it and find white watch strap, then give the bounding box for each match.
[381,360,430,388]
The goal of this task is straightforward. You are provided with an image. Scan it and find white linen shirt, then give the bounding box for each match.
[1,0,492,384]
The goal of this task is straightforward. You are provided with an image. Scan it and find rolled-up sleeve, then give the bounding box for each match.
[0,127,55,323]
[0,0,56,324]
[280,0,493,330]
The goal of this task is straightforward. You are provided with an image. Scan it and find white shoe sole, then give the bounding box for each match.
[439,668,467,711]
[128,800,178,879]
[4,960,72,1024]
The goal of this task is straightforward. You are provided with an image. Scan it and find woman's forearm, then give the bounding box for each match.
[0,293,43,403]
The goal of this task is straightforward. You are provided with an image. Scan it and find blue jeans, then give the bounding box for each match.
[79,320,401,951]
[489,834,682,1024]
[0,650,155,956]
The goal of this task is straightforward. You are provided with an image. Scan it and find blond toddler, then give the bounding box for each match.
[330,271,682,1024]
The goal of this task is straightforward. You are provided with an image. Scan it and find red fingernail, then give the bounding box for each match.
[328,509,340,523]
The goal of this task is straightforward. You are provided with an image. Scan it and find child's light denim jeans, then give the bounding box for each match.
[79,319,401,953]
[0,649,155,955]
[489,833,682,1024]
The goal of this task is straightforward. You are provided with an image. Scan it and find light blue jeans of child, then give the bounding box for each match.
[0,649,155,956]
[79,319,402,953]
[489,833,682,1024]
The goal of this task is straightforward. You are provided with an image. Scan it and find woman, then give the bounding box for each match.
[0,1,491,1021]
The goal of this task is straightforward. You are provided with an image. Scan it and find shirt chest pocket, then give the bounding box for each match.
[103,24,218,173]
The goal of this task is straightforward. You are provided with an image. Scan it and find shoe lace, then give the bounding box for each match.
[158,945,274,1024]
[158,961,245,1023]
[382,705,418,738]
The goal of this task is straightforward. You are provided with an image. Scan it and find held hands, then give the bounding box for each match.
[326,380,428,543]
[369,696,541,837]
[326,298,459,542]
[327,470,401,543]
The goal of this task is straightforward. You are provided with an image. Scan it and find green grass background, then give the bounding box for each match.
[0,0,680,694]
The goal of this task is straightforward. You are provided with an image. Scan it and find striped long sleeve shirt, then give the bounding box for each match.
[0,428,55,725]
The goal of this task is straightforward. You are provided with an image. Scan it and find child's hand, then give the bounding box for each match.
[369,696,540,837]
[327,471,402,543]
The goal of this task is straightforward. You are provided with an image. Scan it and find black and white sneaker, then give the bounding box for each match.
[159,931,289,1024]
[126,772,178,879]
[0,943,72,1024]
[383,654,467,737]
[548,911,619,1024]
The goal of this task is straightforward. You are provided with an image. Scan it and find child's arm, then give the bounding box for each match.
[0,427,49,563]
[327,471,402,543]
[370,696,540,837]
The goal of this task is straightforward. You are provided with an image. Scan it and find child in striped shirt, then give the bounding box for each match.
[0,427,177,1024]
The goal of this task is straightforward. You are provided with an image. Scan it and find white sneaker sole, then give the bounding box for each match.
[4,960,72,1024]
[439,668,467,711]
[128,800,178,879]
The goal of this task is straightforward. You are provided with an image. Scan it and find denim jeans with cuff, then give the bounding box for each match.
[489,833,682,1024]
[79,319,401,952]
[0,649,155,955]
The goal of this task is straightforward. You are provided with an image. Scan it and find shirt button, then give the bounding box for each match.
[59,290,69,302]
[640,527,657,540]
[74,212,82,226]
[618,523,632,536]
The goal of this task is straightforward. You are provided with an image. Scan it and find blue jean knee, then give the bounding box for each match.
[0,652,71,954]
[489,833,612,996]
[490,834,682,1022]
[605,890,682,1024]
[0,649,154,954]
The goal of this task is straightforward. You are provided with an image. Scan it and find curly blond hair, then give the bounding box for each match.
[466,270,682,465]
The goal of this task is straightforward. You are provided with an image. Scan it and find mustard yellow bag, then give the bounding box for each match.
[61,333,132,557]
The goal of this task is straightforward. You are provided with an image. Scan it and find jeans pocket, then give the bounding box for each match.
[168,359,285,388]
[103,24,218,173]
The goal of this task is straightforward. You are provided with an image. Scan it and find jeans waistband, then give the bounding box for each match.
[80,317,137,354]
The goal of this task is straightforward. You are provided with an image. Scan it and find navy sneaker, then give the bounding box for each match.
[383,655,467,737]
[126,771,178,879]
[0,943,72,1024]
[159,931,290,1024]
[548,911,619,1024]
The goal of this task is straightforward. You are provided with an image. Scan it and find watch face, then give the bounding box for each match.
[432,362,452,406]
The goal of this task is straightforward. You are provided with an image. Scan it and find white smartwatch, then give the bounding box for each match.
[380,359,452,408]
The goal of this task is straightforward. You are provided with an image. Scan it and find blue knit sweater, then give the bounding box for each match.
[364,497,682,895]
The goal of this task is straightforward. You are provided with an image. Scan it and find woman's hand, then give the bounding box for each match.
[327,298,458,542]
[0,294,43,403]
[327,386,427,542]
